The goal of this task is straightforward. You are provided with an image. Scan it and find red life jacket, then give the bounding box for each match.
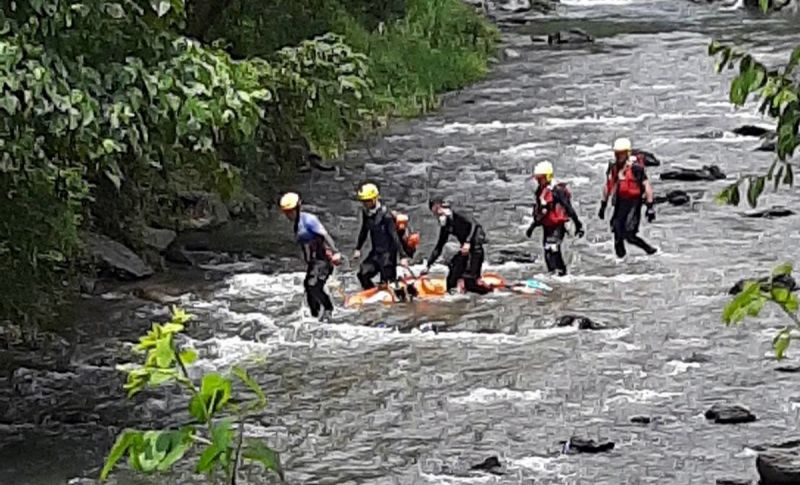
[606,156,645,200]
[534,183,571,228]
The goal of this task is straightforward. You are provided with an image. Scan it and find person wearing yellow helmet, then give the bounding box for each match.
[279,191,341,322]
[526,161,584,276]
[598,137,657,258]
[352,182,410,290]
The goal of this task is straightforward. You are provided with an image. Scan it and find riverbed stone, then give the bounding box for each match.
[86,233,153,280]
[654,190,691,206]
[560,437,615,454]
[732,125,773,138]
[742,206,795,219]
[178,191,231,230]
[716,479,752,485]
[704,403,757,424]
[556,315,606,330]
[729,274,797,295]
[470,456,504,475]
[660,164,726,181]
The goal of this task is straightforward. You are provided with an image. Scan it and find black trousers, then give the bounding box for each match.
[447,244,490,294]
[611,198,656,258]
[543,225,567,276]
[357,251,398,290]
[304,259,333,316]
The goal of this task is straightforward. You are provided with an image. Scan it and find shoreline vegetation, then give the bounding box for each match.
[0,0,503,331]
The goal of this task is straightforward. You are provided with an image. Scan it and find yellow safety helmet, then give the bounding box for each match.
[533,161,554,182]
[613,137,632,153]
[279,192,300,211]
[357,183,379,201]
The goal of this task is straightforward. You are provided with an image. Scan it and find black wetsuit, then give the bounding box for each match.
[607,163,657,258]
[528,184,582,276]
[427,209,490,294]
[355,205,408,289]
[294,212,338,317]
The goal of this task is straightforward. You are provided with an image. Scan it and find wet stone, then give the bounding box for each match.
[705,404,757,424]
[560,437,615,454]
[470,456,505,475]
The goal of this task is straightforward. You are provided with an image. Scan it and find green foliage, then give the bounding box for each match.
[1,0,497,331]
[708,38,798,207]
[101,308,282,483]
[722,263,800,360]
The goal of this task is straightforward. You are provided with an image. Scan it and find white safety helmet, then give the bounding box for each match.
[613,137,632,153]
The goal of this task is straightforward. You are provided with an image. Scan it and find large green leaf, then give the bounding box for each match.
[747,176,765,208]
[232,366,267,409]
[189,373,232,422]
[243,439,284,480]
[722,282,766,325]
[196,420,233,474]
[773,327,792,360]
[773,262,794,277]
[100,430,141,480]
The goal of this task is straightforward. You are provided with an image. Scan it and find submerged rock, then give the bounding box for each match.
[660,165,726,181]
[556,315,606,330]
[86,233,153,280]
[654,190,691,206]
[716,479,752,485]
[742,206,795,219]
[531,29,594,45]
[560,437,615,454]
[704,403,757,424]
[503,48,522,59]
[470,456,504,475]
[630,415,660,424]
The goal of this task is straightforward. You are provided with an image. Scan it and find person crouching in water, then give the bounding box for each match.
[526,161,584,276]
[280,192,341,322]
[597,137,657,258]
[352,183,411,290]
[421,199,491,295]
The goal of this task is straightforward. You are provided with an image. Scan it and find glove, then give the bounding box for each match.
[525,224,534,239]
[645,203,656,223]
[598,200,607,220]
[574,224,585,238]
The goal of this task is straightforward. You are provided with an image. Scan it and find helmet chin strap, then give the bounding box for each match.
[367,200,381,215]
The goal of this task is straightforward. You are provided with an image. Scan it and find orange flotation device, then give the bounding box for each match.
[343,272,508,308]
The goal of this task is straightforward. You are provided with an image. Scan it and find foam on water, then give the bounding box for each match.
[448,387,545,405]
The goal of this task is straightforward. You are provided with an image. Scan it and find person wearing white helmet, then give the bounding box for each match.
[526,161,584,276]
[280,191,341,322]
[598,137,657,258]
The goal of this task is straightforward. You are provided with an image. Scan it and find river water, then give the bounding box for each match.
[3,1,800,484]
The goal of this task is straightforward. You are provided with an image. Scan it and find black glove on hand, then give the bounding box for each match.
[645,203,656,223]
[598,200,607,220]
[574,223,585,238]
[525,224,535,238]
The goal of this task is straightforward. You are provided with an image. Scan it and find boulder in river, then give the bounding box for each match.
[560,437,615,454]
[742,206,795,219]
[732,125,774,138]
[654,190,691,206]
[470,456,504,475]
[86,233,154,280]
[715,479,752,485]
[757,440,800,485]
[556,315,606,330]
[503,48,522,59]
[140,226,177,252]
[659,164,726,181]
[704,403,757,424]
[728,273,797,295]
[630,415,664,424]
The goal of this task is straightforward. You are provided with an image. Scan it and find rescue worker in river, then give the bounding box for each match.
[597,137,658,258]
[352,183,411,290]
[526,161,584,276]
[280,192,342,322]
[421,199,491,295]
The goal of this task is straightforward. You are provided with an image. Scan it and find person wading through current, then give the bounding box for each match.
[352,183,411,290]
[280,192,342,322]
[526,161,584,275]
[421,199,491,295]
[598,137,658,258]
